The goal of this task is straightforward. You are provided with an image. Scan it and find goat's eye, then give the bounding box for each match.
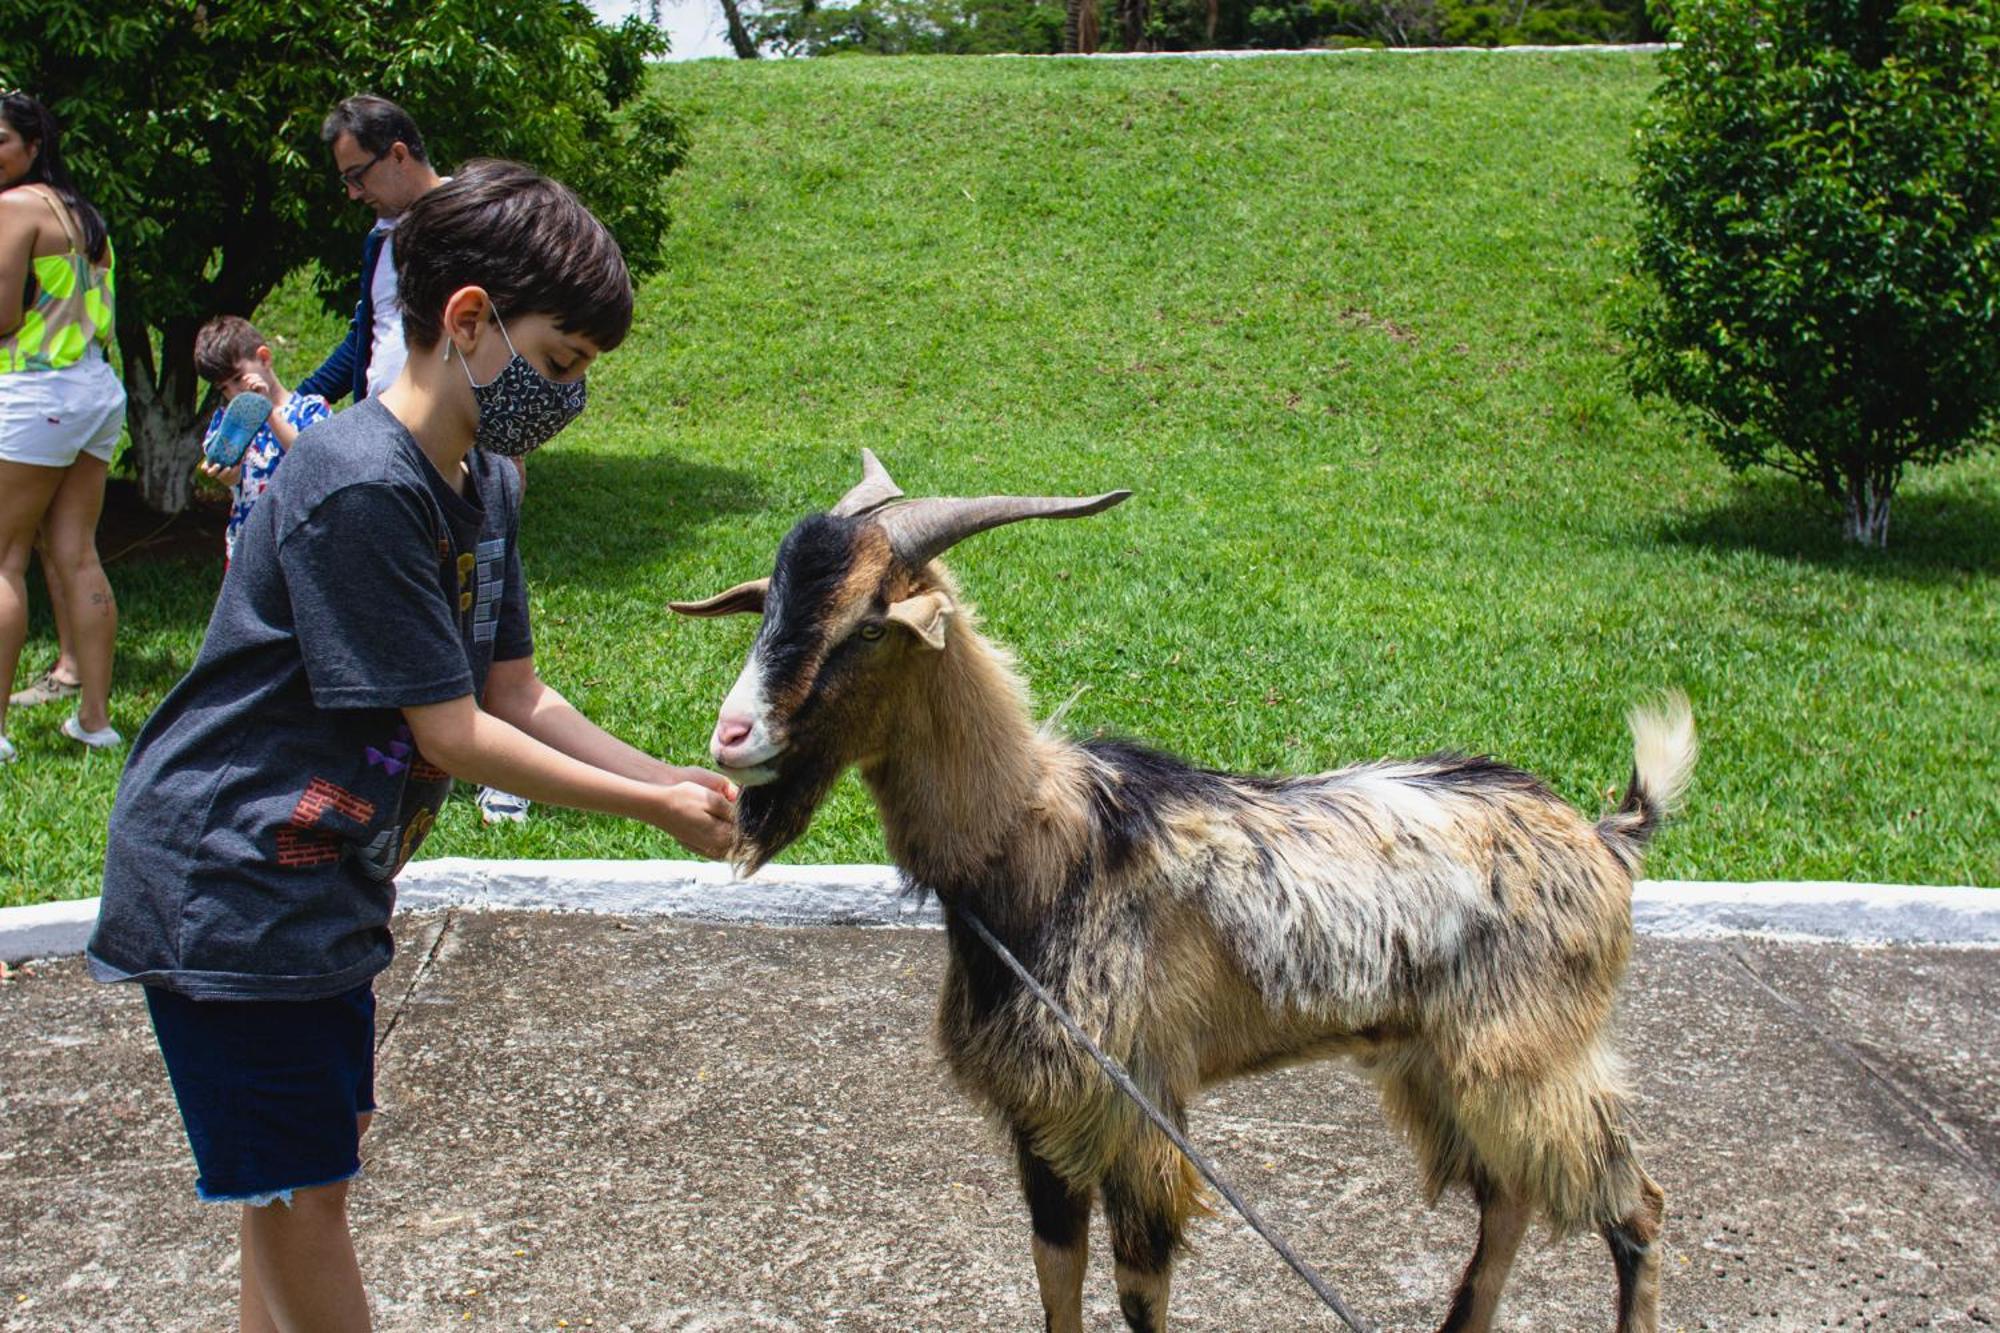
[858,623,886,642]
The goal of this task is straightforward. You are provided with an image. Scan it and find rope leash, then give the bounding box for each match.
[956,906,1375,1333]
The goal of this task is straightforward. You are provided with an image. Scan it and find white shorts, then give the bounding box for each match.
[0,351,127,469]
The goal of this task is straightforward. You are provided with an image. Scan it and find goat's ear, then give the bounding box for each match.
[885,589,953,650]
[669,578,769,618]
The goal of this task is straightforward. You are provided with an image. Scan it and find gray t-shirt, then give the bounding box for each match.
[88,398,531,1000]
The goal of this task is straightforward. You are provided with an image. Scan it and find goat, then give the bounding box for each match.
[671,451,1695,1333]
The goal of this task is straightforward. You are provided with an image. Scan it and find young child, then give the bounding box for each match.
[87,160,737,1330]
[192,315,331,566]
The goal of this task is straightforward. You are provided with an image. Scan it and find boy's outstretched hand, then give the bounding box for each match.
[653,776,737,861]
[666,766,738,801]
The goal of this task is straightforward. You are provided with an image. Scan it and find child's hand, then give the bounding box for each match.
[198,459,243,487]
[652,779,736,860]
[666,765,739,803]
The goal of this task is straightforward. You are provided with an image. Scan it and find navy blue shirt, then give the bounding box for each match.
[296,226,387,405]
[88,399,531,1000]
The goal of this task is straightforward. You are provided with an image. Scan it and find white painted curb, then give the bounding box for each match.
[0,897,103,968]
[5,861,1995,964]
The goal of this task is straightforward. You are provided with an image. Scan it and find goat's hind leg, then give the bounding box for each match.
[1438,1177,1532,1333]
[1015,1130,1093,1333]
[1603,1165,1665,1333]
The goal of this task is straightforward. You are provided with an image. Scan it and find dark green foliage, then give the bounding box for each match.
[746,0,1655,53]
[751,0,1068,54]
[1232,0,1655,46]
[1623,0,2000,545]
[0,0,687,512]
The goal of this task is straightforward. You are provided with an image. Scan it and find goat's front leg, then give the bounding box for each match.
[1100,1138,1194,1333]
[1015,1129,1092,1333]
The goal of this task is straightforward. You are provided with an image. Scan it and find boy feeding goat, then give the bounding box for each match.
[88,161,736,1331]
[672,450,1694,1333]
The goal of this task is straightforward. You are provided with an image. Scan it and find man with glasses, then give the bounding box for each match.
[298,96,446,407]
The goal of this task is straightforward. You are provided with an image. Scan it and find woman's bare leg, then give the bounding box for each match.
[41,454,115,733]
[37,531,81,688]
[0,460,70,740]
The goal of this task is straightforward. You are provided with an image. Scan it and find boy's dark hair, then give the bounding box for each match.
[193,316,267,385]
[320,95,428,165]
[0,92,109,264]
[395,159,633,353]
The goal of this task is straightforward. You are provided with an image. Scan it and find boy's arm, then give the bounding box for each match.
[481,656,734,795]
[279,480,731,854]
[265,396,326,452]
[266,409,302,451]
[403,693,735,859]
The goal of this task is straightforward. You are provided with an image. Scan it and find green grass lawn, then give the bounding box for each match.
[5,51,1996,905]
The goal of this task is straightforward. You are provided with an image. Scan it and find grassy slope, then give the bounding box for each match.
[6,52,1995,904]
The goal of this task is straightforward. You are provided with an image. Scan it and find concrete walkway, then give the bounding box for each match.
[4,912,1996,1330]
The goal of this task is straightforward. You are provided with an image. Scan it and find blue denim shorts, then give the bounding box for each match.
[144,982,377,1206]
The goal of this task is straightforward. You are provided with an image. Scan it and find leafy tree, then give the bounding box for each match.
[1,1,686,513]
[749,0,1065,54]
[728,0,1651,51]
[1623,0,2000,546]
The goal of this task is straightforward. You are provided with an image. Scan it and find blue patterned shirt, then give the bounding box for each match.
[204,392,332,561]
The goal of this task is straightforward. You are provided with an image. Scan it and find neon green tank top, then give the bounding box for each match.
[2,188,116,375]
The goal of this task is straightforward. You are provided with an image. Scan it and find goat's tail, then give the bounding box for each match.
[1595,691,1697,868]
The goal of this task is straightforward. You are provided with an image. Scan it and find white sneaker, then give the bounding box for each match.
[0,735,16,764]
[476,786,531,824]
[61,715,124,750]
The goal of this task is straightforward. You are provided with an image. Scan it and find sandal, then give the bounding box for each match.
[9,669,81,708]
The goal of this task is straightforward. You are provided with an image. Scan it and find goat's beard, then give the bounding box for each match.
[731,749,845,876]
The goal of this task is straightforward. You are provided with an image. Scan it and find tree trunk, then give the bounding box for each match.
[1066,0,1101,52]
[1841,472,1894,547]
[1119,0,1149,50]
[718,0,760,57]
[117,316,204,515]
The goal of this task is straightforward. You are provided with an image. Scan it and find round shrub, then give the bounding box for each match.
[1623,0,2000,546]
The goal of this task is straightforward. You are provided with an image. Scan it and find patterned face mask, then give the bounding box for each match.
[452,316,587,457]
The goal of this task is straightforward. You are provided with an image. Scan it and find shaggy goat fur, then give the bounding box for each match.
[676,470,1693,1333]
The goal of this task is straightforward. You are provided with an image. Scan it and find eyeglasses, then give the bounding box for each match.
[338,146,391,191]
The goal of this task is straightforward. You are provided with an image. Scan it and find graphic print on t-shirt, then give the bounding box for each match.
[473,538,505,643]
[275,777,377,868]
[365,724,413,776]
[355,722,453,883]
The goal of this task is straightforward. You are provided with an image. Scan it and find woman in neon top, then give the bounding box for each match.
[0,91,124,763]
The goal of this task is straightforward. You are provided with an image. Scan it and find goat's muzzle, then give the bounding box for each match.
[711,714,786,786]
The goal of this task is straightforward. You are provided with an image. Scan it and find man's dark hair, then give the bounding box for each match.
[321,94,428,165]
[192,315,268,385]
[395,159,633,353]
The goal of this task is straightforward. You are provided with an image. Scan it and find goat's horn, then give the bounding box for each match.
[878,491,1133,567]
[669,577,769,618]
[830,448,905,518]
